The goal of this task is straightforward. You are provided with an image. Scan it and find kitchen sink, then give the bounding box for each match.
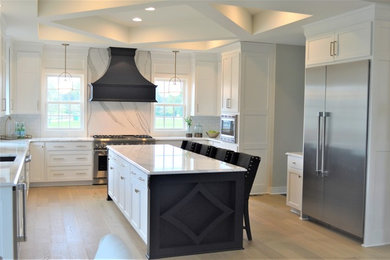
[0,156,16,162]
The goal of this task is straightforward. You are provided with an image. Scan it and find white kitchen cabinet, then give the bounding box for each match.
[191,56,219,116]
[11,50,42,114]
[306,21,371,66]
[221,51,239,113]
[30,141,93,184]
[130,166,148,242]
[108,150,148,244]
[286,153,303,215]
[29,142,46,182]
[0,20,6,116]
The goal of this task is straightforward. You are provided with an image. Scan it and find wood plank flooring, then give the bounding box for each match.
[20,186,390,259]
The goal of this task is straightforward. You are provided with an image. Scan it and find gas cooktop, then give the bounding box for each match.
[92,134,155,150]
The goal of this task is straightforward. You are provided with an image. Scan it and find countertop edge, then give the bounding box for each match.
[107,144,246,176]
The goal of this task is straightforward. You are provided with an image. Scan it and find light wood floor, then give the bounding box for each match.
[20,185,390,259]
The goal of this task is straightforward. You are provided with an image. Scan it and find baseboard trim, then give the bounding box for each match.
[270,186,286,194]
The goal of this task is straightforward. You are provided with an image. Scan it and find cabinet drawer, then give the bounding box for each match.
[47,151,92,166]
[47,166,92,181]
[288,156,303,170]
[131,166,148,183]
[46,142,92,151]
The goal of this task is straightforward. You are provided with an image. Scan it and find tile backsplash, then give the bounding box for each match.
[0,114,41,138]
[191,116,220,137]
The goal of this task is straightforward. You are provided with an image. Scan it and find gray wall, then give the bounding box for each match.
[272,44,305,190]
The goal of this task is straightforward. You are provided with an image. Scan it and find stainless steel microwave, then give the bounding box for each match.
[220,114,237,143]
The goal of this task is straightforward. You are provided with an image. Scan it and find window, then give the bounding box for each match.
[154,77,186,130]
[45,74,83,129]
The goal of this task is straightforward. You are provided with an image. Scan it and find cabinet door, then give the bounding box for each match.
[193,61,218,116]
[230,52,240,113]
[130,169,148,243]
[306,33,334,66]
[335,22,371,62]
[286,169,302,211]
[108,157,115,199]
[29,142,46,182]
[11,51,41,114]
[221,55,232,112]
[221,52,240,113]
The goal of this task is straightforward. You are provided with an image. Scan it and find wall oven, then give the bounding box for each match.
[220,114,238,143]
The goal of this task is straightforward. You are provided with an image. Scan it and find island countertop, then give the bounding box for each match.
[107,144,246,175]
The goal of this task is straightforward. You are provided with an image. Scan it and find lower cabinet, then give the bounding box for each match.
[29,141,93,185]
[286,153,303,214]
[108,150,148,243]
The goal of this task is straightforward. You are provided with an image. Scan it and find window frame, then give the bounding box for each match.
[152,74,188,133]
[41,70,87,137]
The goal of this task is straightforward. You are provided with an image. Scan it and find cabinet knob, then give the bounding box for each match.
[292,161,296,164]
[120,176,125,180]
[135,189,140,193]
[110,167,114,170]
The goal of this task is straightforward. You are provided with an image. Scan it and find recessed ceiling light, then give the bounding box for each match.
[145,7,155,11]
[132,17,142,22]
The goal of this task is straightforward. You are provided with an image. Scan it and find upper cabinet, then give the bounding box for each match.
[10,43,42,114]
[191,54,219,116]
[221,51,239,113]
[0,19,6,116]
[306,21,371,67]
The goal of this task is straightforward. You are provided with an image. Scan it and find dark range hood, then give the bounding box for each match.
[89,47,157,102]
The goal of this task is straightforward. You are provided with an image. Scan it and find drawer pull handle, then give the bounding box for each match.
[53,146,65,148]
[76,157,87,160]
[131,172,136,175]
[53,173,64,176]
[53,158,64,160]
[76,172,85,175]
[76,145,87,148]
[134,189,140,193]
[138,177,145,182]
[292,162,296,164]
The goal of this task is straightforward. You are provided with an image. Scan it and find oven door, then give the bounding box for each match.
[220,116,237,143]
[93,149,108,185]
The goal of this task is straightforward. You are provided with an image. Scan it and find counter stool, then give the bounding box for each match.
[230,152,261,241]
[196,144,217,157]
[181,140,196,151]
[213,148,234,162]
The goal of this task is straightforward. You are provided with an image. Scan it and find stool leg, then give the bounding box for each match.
[243,200,252,240]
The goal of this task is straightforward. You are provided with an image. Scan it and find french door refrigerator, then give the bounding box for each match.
[302,60,369,239]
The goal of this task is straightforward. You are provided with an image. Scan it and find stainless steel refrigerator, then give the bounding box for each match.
[302,60,369,239]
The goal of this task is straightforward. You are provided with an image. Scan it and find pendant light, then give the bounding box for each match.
[168,50,181,97]
[58,43,73,94]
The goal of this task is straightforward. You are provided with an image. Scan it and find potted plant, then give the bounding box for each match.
[184,116,193,137]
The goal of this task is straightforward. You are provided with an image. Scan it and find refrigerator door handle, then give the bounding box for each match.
[316,112,323,175]
[321,112,330,177]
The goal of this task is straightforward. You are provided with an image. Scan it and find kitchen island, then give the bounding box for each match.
[107,144,246,259]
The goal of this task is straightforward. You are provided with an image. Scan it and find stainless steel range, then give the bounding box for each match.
[93,134,155,184]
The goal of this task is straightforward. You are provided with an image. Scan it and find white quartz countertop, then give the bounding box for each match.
[107,144,246,175]
[285,152,303,157]
[0,141,29,186]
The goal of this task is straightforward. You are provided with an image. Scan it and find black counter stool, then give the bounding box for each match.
[197,144,217,157]
[181,140,196,152]
[230,152,261,241]
[213,148,234,162]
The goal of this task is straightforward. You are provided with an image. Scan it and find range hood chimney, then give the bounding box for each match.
[89,47,157,102]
